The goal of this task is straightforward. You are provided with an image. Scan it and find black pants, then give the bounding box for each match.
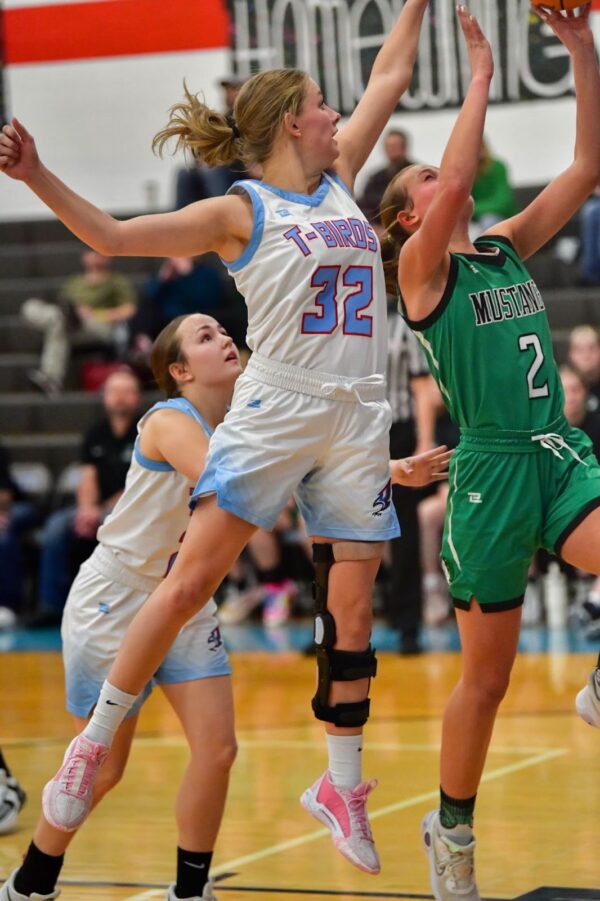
[386,419,422,633]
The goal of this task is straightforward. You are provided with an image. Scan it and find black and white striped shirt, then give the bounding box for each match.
[386,308,430,424]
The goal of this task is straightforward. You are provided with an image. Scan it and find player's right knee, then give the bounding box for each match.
[467,670,511,709]
[166,575,210,620]
[213,737,238,774]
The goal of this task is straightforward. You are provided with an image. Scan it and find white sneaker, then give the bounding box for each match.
[0,769,27,834]
[422,810,479,901]
[0,869,60,900]
[42,734,109,831]
[422,575,450,627]
[262,580,297,629]
[167,882,216,900]
[576,669,600,727]
[300,770,380,874]
[0,608,17,630]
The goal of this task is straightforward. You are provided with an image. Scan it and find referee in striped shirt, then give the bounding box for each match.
[386,300,436,654]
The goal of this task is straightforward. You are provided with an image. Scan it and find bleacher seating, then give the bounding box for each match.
[0,198,598,487]
[0,216,160,485]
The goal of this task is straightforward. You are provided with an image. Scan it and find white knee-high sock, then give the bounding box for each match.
[82,681,138,747]
[326,733,363,790]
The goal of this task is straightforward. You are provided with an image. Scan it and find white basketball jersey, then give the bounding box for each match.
[225,172,387,378]
[97,397,211,581]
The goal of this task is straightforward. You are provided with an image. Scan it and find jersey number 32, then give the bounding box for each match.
[302,265,373,337]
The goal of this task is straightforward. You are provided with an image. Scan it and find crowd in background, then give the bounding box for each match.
[3,75,600,650]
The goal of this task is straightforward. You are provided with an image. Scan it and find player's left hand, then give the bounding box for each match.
[532,4,594,52]
[390,445,453,488]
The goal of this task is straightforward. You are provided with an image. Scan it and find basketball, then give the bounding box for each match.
[532,0,589,10]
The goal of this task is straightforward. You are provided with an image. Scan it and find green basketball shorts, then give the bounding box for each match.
[441,417,600,612]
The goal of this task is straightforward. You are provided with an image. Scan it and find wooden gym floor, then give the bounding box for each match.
[0,649,598,900]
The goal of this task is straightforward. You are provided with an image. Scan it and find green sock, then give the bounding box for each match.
[439,786,476,829]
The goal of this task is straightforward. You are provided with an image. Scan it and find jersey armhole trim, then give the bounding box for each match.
[133,439,175,472]
[220,182,265,273]
[403,255,459,332]
[141,398,214,438]
[476,233,517,256]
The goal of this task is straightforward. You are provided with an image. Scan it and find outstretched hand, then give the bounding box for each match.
[532,3,594,52]
[0,118,40,181]
[457,5,494,82]
[390,445,453,488]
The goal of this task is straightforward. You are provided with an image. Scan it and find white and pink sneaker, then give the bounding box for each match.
[262,579,297,629]
[300,770,380,874]
[42,734,109,832]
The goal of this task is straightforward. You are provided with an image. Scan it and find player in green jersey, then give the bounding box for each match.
[380,5,600,900]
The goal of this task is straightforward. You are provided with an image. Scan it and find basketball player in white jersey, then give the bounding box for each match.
[0,0,444,875]
[1,314,240,901]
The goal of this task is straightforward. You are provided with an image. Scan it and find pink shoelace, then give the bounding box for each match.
[346,780,377,842]
[60,740,106,798]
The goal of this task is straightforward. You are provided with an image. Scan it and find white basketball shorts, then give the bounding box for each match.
[192,352,400,541]
[62,545,231,719]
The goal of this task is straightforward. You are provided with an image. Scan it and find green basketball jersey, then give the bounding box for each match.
[404,235,564,432]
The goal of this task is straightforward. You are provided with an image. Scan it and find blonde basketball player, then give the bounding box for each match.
[0,0,449,874]
[1,314,240,901]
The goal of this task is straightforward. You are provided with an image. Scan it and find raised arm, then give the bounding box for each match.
[399,8,493,316]
[334,0,429,189]
[491,5,600,260]
[0,119,253,260]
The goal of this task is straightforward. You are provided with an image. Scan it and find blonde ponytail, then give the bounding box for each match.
[153,69,310,168]
[153,83,241,167]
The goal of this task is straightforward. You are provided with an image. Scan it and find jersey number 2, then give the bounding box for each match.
[302,265,373,337]
[519,333,549,399]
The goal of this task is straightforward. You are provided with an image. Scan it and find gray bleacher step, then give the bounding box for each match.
[0,242,159,280]
[0,391,161,434]
[0,354,40,391]
[0,316,42,352]
[0,393,104,435]
[0,218,81,245]
[0,270,151,308]
[0,213,148,246]
[3,433,82,478]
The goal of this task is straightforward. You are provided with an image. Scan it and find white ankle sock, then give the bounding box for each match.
[439,821,474,846]
[326,733,363,790]
[82,680,138,747]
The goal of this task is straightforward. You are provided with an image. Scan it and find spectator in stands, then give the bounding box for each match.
[0,444,38,627]
[220,501,312,628]
[358,129,414,230]
[129,255,224,358]
[579,184,600,284]
[559,363,600,636]
[385,299,437,654]
[22,249,137,395]
[174,75,247,209]
[567,324,600,409]
[470,138,518,237]
[27,369,141,627]
[562,363,600,451]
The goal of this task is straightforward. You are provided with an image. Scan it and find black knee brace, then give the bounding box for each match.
[311,543,377,729]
